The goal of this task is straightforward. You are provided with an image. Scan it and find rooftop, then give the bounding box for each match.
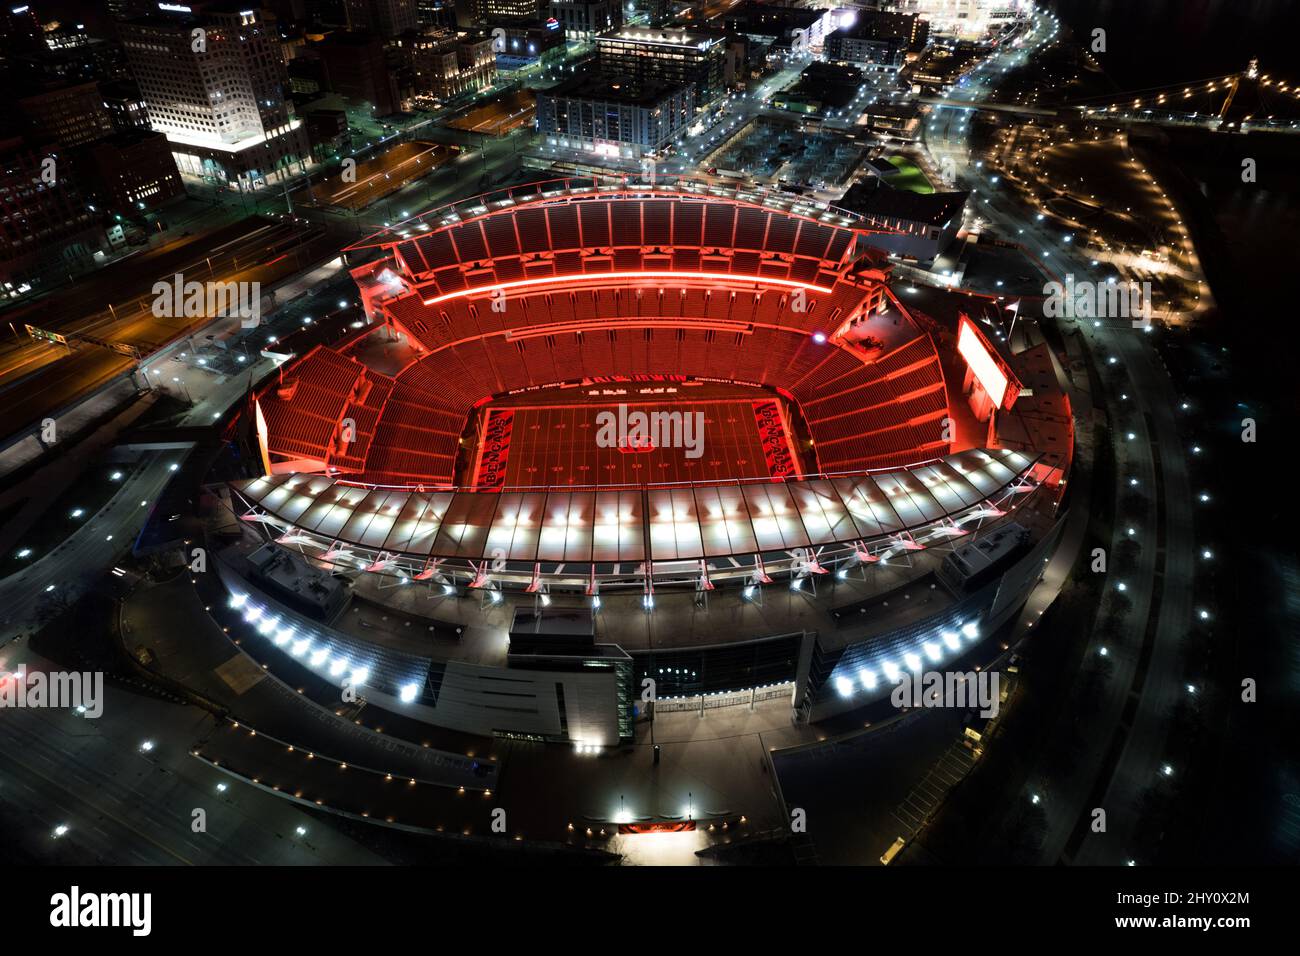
[598,26,724,48]
[547,73,691,105]
[838,180,969,227]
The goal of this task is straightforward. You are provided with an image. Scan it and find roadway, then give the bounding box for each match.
[921,4,1204,865]
[0,253,397,865]
[0,217,336,438]
[311,141,457,212]
[0,641,387,865]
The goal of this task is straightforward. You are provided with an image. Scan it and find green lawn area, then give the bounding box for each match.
[884,155,935,194]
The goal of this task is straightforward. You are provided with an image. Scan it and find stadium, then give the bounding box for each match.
[214,178,1073,749]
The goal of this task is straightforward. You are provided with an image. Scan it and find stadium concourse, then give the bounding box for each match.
[206,178,1073,763]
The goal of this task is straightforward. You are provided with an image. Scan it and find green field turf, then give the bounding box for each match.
[884,155,936,194]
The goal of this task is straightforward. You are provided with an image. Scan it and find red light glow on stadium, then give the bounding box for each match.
[421,272,834,306]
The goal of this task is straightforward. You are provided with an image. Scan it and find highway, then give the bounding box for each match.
[0,217,335,438]
[313,141,457,212]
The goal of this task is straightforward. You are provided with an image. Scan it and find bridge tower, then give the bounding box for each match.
[1218,58,1259,123]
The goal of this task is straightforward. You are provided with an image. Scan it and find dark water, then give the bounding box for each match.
[1053,0,1300,88]
[1051,0,1300,352]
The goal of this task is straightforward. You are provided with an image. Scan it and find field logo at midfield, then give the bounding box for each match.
[890,669,1001,719]
[152,273,262,328]
[1042,274,1153,329]
[595,404,705,459]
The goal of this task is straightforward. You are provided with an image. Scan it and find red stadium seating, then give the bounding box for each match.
[261,324,949,483]
[261,194,951,484]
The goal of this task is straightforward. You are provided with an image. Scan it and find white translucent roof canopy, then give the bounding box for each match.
[231,448,1037,565]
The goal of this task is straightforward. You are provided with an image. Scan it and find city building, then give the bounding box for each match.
[864,100,921,140]
[303,0,352,26]
[278,28,313,61]
[903,42,982,91]
[81,130,186,213]
[596,26,727,109]
[415,0,459,29]
[287,51,328,96]
[836,8,929,52]
[721,2,837,56]
[895,0,1030,41]
[345,0,420,36]
[16,81,115,149]
[105,0,153,18]
[395,27,496,104]
[17,35,131,86]
[536,73,694,160]
[491,18,567,71]
[118,3,310,191]
[100,80,152,132]
[837,179,968,263]
[261,0,312,23]
[824,31,906,72]
[548,0,620,41]
[476,0,546,21]
[0,3,45,59]
[0,136,99,290]
[303,107,350,159]
[316,30,403,116]
[771,61,864,115]
[0,4,129,86]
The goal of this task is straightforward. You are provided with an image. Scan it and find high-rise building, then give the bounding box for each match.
[0,4,46,58]
[118,3,310,190]
[596,26,726,109]
[100,80,152,132]
[0,137,99,289]
[346,0,419,35]
[892,0,1026,41]
[394,28,495,104]
[16,82,116,149]
[475,0,545,22]
[537,74,694,160]
[835,9,928,52]
[548,0,619,41]
[83,130,186,213]
[824,31,906,72]
[106,0,153,19]
[317,31,402,115]
[415,0,458,29]
[722,2,837,54]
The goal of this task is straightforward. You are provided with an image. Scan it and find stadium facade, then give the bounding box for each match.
[215,179,1073,746]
